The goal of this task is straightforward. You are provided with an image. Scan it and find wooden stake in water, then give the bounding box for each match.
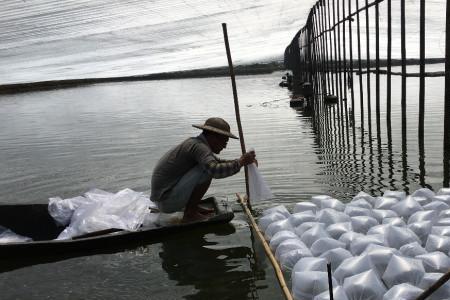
[222,23,251,207]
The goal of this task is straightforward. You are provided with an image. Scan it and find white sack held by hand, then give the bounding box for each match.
[248,163,273,202]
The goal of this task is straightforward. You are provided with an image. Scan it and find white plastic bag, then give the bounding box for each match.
[294,201,318,214]
[261,205,290,218]
[258,212,287,232]
[425,234,450,253]
[382,217,406,227]
[431,225,450,237]
[319,248,353,271]
[301,224,331,247]
[399,242,427,257]
[419,273,450,300]
[423,200,449,211]
[311,195,332,206]
[275,238,307,260]
[347,198,372,209]
[247,163,273,202]
[295,222,324,237]
[382,255,425,288]
[57,189,151,240]
[408,210,438,225]
[334,255,375,284]
[352,191,376,206]
[269,230,298,251]
[382,283,423,300]
[416,251,450,273]
[338,232,365,250]
[310,237,345,257]
[265,219,294,240]
[293,257,328,273]
[316,208,350,226]
[391,196,423,218]
[438,188,450,195]
[343,270,387,300]
[349,234,385,255]
[371,209,398,223]
[407,221,432,244]
[292,271,338,300]
[344,206,373,218]
[362,244,400,276]
[350,216,379,234]
[384,225,421,249]
[326,222,352,239]
[288,211,316,227]
[313,286,349,300]
[0,226,32,244]
[320,198,345,212]
[280,248,313,271]
[48,196,92,226]
[374,197,399,210]
[411,188,435,201]
[383,190,406,201]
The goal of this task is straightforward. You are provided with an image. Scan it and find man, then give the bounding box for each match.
[151,117,256,222]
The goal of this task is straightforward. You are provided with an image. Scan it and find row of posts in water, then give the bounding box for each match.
[283,0,450,188]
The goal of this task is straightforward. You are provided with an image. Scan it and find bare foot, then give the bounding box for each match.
[182,211,210,223]
[197,205,215,214]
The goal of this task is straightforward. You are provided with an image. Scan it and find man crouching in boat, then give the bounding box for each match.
[151,117,256,222]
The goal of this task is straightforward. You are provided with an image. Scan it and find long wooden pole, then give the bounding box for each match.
[236,193,293,300]
[222,23,251,207]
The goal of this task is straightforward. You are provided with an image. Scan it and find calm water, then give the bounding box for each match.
[0,70,447,299]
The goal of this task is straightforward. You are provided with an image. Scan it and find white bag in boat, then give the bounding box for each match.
[269,230,298,251]
[334,254,375,284]
[399,242,427,257]
[247,163,273,202]
[371,209,398,223]
[310,237,345,257]
[383,190,406,201]
[347,198,372,209]
[280,248,313,271]
[344,206,373,218]
[275,238,307,260]
[301,224,330,247]
[349,234,385,256]
[391,196,423,218]
[408,210,438,224]
[374,197,399,210]
[411,188,435,201]
[382,283,423,300]
[419,273,450,300]
[293,257,328,273]
[416,251,450,273]
[261,205,290,218]
[265,219,293,240]
[384,225,421,249]
[316,208,350,226]
[0,226,32,243]
[293,201,318,214]
[382,255,425,288]
[343,269,387,300]
[362,244,400,276]
[288,211,316,227]
[338,231,364,250]
[295,222,324,237]
[352,191,376,206]
[319,248,353,271]
[326,222,352,239]
[382,217,406,227]
[258,212,287,232]
[48,196,92,226]
[320,198,345,212]
[350,216,379,234]
[292,271,338,300]
[313,286,349,300]
[57,188,151,240]
[407,221,432,244]
[425,234,450,253]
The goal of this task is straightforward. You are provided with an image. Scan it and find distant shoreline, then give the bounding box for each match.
[0,62,284,95]
[0,58,445,95]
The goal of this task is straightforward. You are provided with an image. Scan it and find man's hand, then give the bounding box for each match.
[239,151,256,167]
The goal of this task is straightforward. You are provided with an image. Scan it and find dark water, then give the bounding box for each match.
[0,70,447,299]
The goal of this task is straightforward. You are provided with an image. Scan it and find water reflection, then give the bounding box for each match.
[159,224,261,299]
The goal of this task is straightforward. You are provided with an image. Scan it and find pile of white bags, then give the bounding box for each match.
[0,225,32,243]
[259,187,450,300]
[49,188,155,240]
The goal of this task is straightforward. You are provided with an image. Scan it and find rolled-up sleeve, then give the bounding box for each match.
[204,159,241,179]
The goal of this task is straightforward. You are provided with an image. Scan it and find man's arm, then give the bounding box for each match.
[204,151,256,179]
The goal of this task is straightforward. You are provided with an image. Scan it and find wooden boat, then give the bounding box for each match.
[0,197,234,259]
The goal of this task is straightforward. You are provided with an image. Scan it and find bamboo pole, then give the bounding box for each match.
[222,23,251,208]
[415,270,450,300]
[236,193,294,300]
